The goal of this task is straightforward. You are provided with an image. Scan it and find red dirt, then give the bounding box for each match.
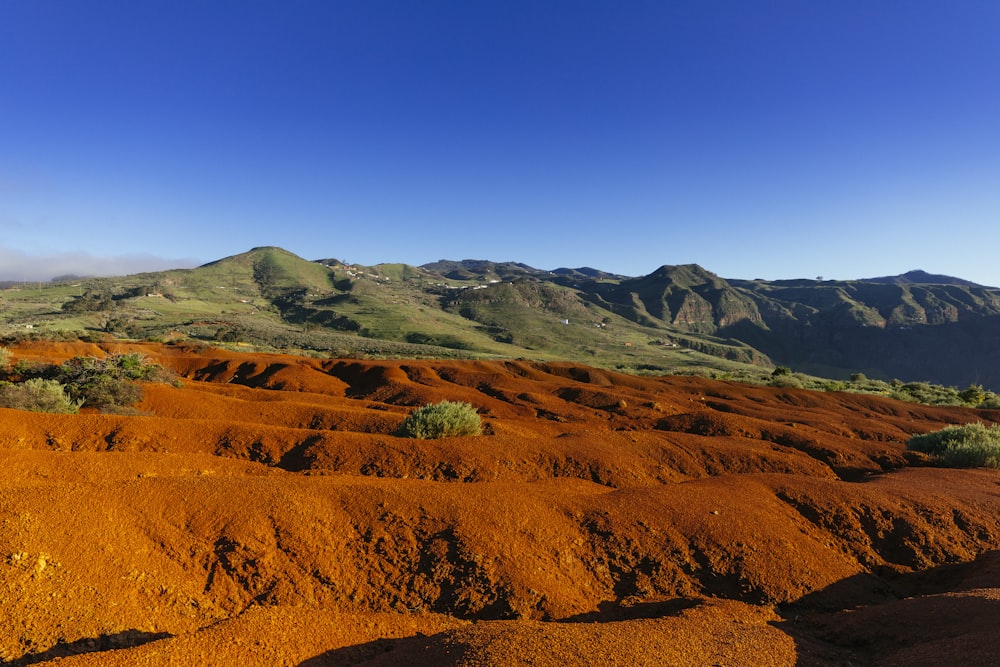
[2,341,1000,665]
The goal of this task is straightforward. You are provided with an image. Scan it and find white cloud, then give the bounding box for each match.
[0,248,201,282]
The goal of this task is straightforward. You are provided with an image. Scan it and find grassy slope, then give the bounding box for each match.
[4,247,1000,388]
[0,248,769,377]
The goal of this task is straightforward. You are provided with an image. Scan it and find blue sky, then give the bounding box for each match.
[2,1,999,284]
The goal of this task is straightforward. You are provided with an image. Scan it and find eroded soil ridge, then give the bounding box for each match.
[2,341,999,666]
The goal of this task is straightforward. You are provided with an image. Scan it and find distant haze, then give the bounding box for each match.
[0,247,199,282]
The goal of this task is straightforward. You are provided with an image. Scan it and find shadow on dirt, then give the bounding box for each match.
[297,598,706,666]
[558,597,702,623]
[9,630,172,666]
[777,550,1000,666]
[297,632,466,667]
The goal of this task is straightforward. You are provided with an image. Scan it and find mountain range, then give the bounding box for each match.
[3,246,999,390]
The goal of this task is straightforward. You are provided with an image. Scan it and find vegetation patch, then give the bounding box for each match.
[0,378,81,414]
[907,422,1000,468]
[5,247,1000,402]
[57,353,175,411]
[0,352,175,414]
[400,401,483,439]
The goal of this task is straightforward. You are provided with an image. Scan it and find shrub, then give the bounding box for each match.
[959,384,987,407]
[0,347,9,370]
[979,393,1000,410]
[400,400,482,439]
[72,373,144,411]
[0,378,81,414]
[907,422,1000,468]
[57,353,172,410]
[770,373,802,389]
[0,353,175,413]
[891,381,964,406]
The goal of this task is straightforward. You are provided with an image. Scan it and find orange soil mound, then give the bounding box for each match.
[2,341,999,665]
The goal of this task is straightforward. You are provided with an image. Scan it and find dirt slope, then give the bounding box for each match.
[1,341,999,665]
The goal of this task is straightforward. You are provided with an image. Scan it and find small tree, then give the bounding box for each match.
[400,401,482,439]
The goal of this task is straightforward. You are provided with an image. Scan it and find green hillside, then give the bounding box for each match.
[3,247,1000,389]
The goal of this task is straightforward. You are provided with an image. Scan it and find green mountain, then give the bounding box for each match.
[584,264,763,332]
[859,269,988,287]
[3,247,1000,390]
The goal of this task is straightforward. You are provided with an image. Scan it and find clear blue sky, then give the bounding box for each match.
[2,1,999,284]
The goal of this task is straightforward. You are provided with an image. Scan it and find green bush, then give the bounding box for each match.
[72,373,144,411]
[959,384,987,407]
[979,393,1000,410]
[400,400,482,439]
[0,378,81,414]
[770,374,803,389]
[891,381,964,406]
[907,422,1000,468]
[57,353,172,410]
[0,347,9,370]
[0,352,174,413]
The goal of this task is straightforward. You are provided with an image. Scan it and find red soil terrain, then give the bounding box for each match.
[2,341,1000,665]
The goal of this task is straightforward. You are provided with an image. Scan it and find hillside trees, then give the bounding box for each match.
[61,289,112,312]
